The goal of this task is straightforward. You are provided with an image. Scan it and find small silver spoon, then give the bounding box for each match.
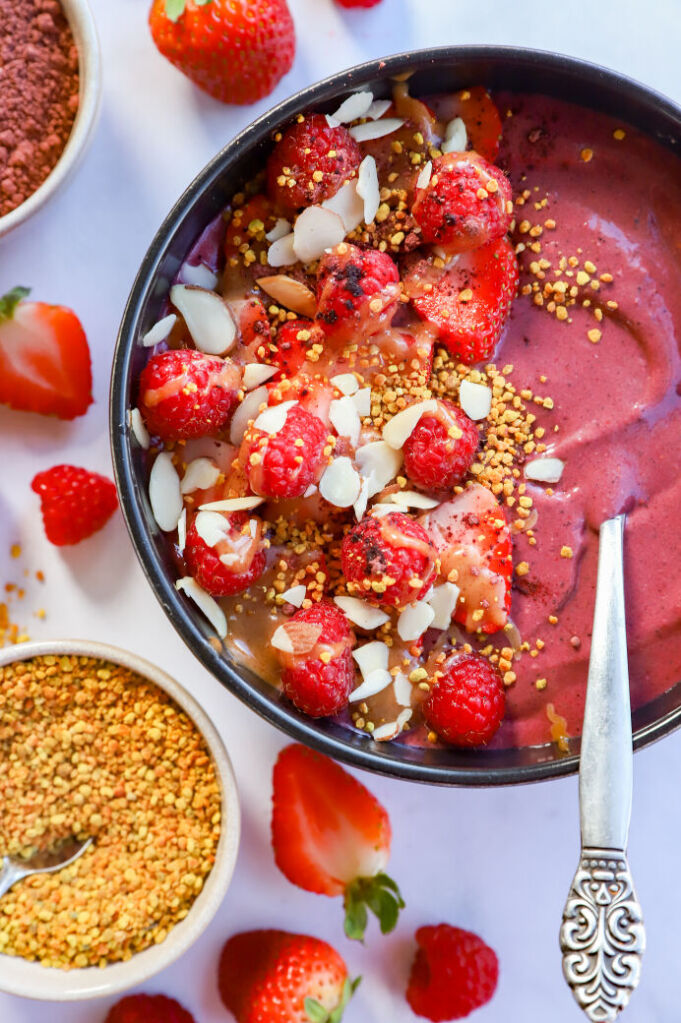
[0,836,93,898]
[560,515,645,1022]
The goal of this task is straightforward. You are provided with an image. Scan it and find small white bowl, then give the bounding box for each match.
[0,638,241,1001]
[0,0,102,238]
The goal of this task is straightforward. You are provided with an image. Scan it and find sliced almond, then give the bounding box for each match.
[319,457,361,508]
[199,496,264,512]
[353,640,389,679]
[266,218,291,242]
[334,595,390,630]
[177,508,187,554]
[283,620,323,655]
[366,98,391,121]
[397,601,435,642]
[303,484,317,498]
[382,399,437,450]
[330,90,374,123]
[180,262,218,290]
[371,503,400,517]
[322,181,364,233]
[175,577,227,639]
[330,373,359,396]
[459,379,492,420]
[349,668,392,703]
[329,396,361,447]
[141,313,176,348]
[355,441,402,495]
[293,206,346,264]
[256,275,317,318]
[353,474,372,521]
[325,113,341,128]
[352,387,372,418]
[180,457,220,495]
[253,399,297,435]
[416,160,432,190]
[128,408,150,449]
[349,118,405,142]
[267,233,297,268]
[524,457,565,483]
[271,624,295,653]
[441,116,467,154]
[194,510,230,547]
[427,582,460,630]
[170,285,237,356]
[357,155,380,224]
[149,452,183,532]
[393,672,412,708]
[281,584,307,607]
[230,385,269,445]
[242,363,277,390]
[388,490,439,510]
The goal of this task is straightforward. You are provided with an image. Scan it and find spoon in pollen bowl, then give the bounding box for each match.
[0,836,92,898]
[560,515,645,1022]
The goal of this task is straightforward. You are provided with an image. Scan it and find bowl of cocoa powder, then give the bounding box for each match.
[0,0,101,237]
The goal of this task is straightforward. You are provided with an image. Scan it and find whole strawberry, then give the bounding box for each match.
[406,924,499,1021]
[104,993,196,1023]
[272,744,404,941]
[32,465,118,546]
[149,0,296,106]
[218,928,358,1023]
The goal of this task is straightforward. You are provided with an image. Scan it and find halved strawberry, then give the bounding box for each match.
[446,86,503,161]
[271,743,404,941]
[420,484,512,635]
[0,286,92,420]
[404,237,518,364]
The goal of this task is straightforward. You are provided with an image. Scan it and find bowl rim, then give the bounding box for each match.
[0,638,240,1001]
[110,44,681,787]
[0,0,102,239]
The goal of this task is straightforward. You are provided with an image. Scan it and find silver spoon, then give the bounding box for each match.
[0,836,93,898]
[560,515,645,1022]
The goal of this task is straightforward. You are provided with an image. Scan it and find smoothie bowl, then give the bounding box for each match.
[111,47,681,785]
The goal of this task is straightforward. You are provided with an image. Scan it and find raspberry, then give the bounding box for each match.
[184,511,267,597]
[413,152,512,253]
[270,318,316,380]
[139,349,239,441]
[341,511,437,609]
[105,994,196,1023]
[244,402,328,499]
[403,400,478,492]
[267,114,361,214]
[277,602,356,717]
[423,651,505,746]
[406,924,499,1021]
[31,465,118,546]
[316,243,400,343]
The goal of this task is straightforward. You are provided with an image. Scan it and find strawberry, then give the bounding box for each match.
[445,86,503,162]
[406,924,499,1021]
[271,743,404,941]
[334,0,381,6]
[420,484,512,635]
[0,286,92,420]
[104,994,196,1023]
[148,0,295,106]
[218,929,359,1023]
[270,318,316,380]
[32,465,118,546]
[404,237,518,364]
[224,195,276,267]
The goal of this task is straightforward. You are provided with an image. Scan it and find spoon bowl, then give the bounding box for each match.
[0,837,93,899]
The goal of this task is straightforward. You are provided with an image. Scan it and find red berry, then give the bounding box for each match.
[405,236,518,364]
[342,511,437,609]
[184,511,266,597]
[316,243,400,344]
[105,994,196,1023]
[235,295,272,357]
[224,196,276,266]
[218,929,353,1023]
[406,924,499,1021]
[139,349,240,441]
[270,318,316,380]
[403,399,478,493]
[335,0,381,6]
[423,651,505,747]
[413,152,512,253]
[148,0,295,106]
[277,602,355,717]
[31,465,118,547]
[267,114,361,214]
[243,401,327,499]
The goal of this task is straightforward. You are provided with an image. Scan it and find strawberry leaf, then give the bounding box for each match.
[0,286,30,322]
[343,873,405,941]
[164,0,186,22]
[305,997,330,1023]
[328,976,362,1023]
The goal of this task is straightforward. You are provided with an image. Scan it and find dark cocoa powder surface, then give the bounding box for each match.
[0,0,80,217]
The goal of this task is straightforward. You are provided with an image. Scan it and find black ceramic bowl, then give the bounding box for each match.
[111,45,681,786]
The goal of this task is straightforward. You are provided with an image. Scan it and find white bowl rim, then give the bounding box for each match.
[0,0,102,238]
[0,638,241,1001]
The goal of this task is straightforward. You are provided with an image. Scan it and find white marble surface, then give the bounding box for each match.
[1,1,680,1019]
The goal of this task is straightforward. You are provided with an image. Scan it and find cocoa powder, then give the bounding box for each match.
[0,0,80,218]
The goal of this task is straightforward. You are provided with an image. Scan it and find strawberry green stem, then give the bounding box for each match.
[343,872,405,942]
[0,286,30,322]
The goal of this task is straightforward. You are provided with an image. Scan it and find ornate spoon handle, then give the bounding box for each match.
[559,516,645,1022]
